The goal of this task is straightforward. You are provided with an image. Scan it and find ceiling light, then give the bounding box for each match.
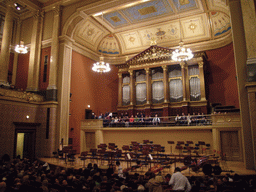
[171,41,193,61]
[92,12,111,73]
[15,41,28,54]
[92,56,111,73]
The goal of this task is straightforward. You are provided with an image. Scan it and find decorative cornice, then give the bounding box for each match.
[0,88,44,102]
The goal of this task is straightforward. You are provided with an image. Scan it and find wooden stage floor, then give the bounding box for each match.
[39,154,256,177]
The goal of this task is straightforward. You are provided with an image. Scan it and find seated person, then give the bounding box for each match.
[129,115,134,126]
[175,114,181,125]
[187,113,192,125]
[152,114,160,125]
[180,113,187,125]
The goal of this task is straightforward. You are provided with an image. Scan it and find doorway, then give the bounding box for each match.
[85,132,95,151]
[13,122,40,160]
[220,131,241,161]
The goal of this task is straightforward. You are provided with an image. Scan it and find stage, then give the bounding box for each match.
[39,154,256,177]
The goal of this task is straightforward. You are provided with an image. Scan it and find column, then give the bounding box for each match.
[229,0,255,169]
[26,11,44,92]
[145,68,151,104]
[129,70,135,105]
[47,5,61,100]
[198,61,206,101]
[57,37,72,146]
[240,0,256,82]
[0,0,14,86]
[180,61,188,101]
[118,72,123,107]
[12,19,21,86]
[162,65,169,103]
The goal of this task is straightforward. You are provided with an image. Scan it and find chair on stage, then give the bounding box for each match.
[205,144,211,154]
[79,151,88,167]
[176,145,183,156]
[90,148,98,163]
[67,149,76,166]
[122,145,130,153]
[167,141,175,154]
[198,141,206,154]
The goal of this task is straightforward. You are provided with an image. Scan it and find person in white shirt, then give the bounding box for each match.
[169,167,191,192]
[152,114,160,125]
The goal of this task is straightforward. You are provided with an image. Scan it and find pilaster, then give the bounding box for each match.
[12,19,22,86]
[198,61,206,101]
[118,72,123,107]
[57,37,72,146]
[145,68,152,105]
[229,0,255,169]
[26,10,44,92]
[47,5,61,100]
[162,65,169,103]
[0,0,14,86]
[129,70,135,106]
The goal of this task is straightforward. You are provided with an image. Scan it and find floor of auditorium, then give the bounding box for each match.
[39,154,256,177]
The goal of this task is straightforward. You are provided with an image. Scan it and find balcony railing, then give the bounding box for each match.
[102,115,212,128]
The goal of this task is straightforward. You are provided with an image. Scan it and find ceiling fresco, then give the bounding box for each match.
[73,0,231,58]
[7,0,232,63]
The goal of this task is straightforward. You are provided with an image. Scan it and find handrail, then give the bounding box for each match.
[102,115,212,128]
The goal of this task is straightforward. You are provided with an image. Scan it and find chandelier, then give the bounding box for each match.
[172,41,193,61]
[15,41,28,54]
[92,12,111,73]
[92,56,110,73]
[171,1,193,62]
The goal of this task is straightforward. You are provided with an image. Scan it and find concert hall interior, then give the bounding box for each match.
[0,0,256,174]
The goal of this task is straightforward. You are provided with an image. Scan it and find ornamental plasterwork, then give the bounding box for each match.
[210,12,231,37]
[182,14,209,39]
[74,19,104,48]
[0,88,44,102]
[139,21,180,46]
[119,31,142,50]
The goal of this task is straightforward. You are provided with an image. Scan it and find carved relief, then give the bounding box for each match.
[0,88,44,102]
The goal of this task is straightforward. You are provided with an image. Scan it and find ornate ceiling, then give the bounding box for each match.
[70,0,232,63]
[2,0,232,64]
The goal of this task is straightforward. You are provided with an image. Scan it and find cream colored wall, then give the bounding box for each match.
[42,11,54,41]
[20,17,33,44]
[102,129,213,154]
[16,133,24,159]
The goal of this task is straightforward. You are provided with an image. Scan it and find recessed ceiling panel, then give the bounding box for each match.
[182,14,209,39]
[98,34,120,55]
[172,0,198,12]
[210,12,231,37]
[120,32,142,51]
[121,0,173,23]
[104,12,129,28]
[74,19,104,50]
[139,21,180,46]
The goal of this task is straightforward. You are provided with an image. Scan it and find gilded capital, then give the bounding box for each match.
[180,61,187,68]
[33,10,40,19]
[53,5,61,16]
[162,65,167,71]
[145,68,151,74]
[129,70,133,76]
[198,61,204,68]
[118,73,122,79]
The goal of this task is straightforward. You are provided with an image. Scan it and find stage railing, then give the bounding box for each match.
[102,115,212,128]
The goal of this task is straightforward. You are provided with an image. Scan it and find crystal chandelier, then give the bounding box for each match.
[172,41,193,61]
[92,12,111,73]
[15,41,28,54]
[171,1,193,62]
[92,56,110,73]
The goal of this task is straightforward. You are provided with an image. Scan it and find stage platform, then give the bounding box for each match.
[39,154,256,177]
